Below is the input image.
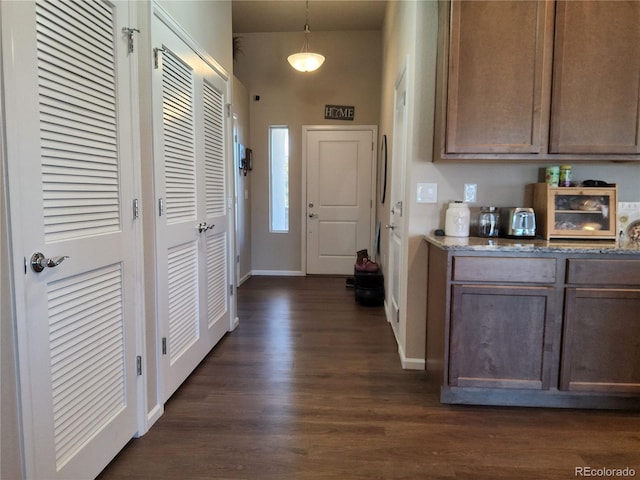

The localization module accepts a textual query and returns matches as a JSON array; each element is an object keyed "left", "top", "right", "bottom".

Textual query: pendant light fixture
[{"left": 287, "top": 0, "right": 325, "bottom": 72}]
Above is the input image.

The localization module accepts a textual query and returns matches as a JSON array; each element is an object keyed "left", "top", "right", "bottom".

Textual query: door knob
[
  {"left": 31, "top": 252, "right": 70, "bottom": 273},
  {"left": 385, "top": 224, "right": 395, "bottom": 230},
  {"left": 198, "top": 222, "right": 215, "bottom": 233},
  {"left": 308, "top": 213, "right": 318, "bottom": 218}
]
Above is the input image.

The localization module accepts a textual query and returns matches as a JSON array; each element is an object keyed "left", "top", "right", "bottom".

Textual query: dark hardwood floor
[{"left": 98, "top": 276, "right": 640, "bottom": 479}]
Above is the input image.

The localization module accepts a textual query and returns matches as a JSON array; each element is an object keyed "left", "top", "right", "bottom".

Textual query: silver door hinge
[
  {"left": 229, "top": 284, "right": 234, "bottom": 296},
  {"left": 153, "top": 47, "right": 166, "bottom": 69},
  {"left": 133, "top": 198, "right": 139, "bottom": 219},
  {"left": 136, "top": 356, "right": 143, "bottom": 376},
  {"left": 236, "top": 255, "right": 240, "bottom": 264},
  {"left": 123, "top": 27, "right": 140, "bottom": 54},
  {"left": 226, "top": 104, "right": 231, "bottom": 118},
  {"left": 158, "top": 198, "right": 164, "bottom": 217},
  {"left": 162, "top": 337, "right": 167, "bottom": 355}
]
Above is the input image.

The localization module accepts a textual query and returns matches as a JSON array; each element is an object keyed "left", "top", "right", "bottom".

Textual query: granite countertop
[{"left": 424, "top": 233, "right": 640, "bottom": 255}]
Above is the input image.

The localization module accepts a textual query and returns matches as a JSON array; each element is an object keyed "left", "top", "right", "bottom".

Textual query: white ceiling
[{"left": 231, "top": 0, "right": 388, "bottom": 33}]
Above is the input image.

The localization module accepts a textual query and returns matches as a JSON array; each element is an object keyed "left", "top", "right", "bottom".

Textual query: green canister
[{"left": 545, "top": 166, "right": 560, "bottom": 187}]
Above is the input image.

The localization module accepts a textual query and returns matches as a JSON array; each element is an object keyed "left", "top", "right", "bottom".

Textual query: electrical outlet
[
  {"left": 464, "top": 183, "right": 477, "bottom": 203},
  {"left": 417, "top": 183, "right": 437, "bottom": 203}
]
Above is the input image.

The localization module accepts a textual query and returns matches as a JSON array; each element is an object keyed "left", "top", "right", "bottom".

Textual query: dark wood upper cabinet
[
  {"left": 550, "top": 1, "right": 640, "bottom": 154},
  {"left": 445, "top": 1, "right": 553, "bottom": 155},
  {"left": 436, "top": 0, "right": 640, "bottom": 161}
]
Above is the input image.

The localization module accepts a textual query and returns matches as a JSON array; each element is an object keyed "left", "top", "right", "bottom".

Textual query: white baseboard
[
  {"left": 398, "top": 345, "right": 426, "bottom": 370},
  {"left": 143, "top": 403, "right": 163, "bottom": 436},
  {"left": 388, "top": 325, "right": 425, "bottom": 371},
  {"left": 383, "top": 299, "right": 391, "bottom": 323},
  {"left": 238, "top": 272, "right": 251, "bottom": 286},
  {"left": 251, "top": 270, "right": 305, "bottom": 276}
]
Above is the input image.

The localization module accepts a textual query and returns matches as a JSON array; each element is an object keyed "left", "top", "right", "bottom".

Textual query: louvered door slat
[
  {"left": 48, "top": 263, "right": 125, "bottom": 469},
  {"left": 36, "top": 0, "right": 120, "bottom": 243},
  {"left": 42, "top": 157, "right": 118, "bottom": 173},
  {"left": 60, "top": 0, "right": 112, "bottom": 39},
  {"left": 37, "top": 47, "right": 114, "bottom": 91},
  {"left": 204, "top": 81, "right": 226, "bottom": 217},
  {"left": 35, "top": 21, "right": 112, "bottom": 72},
  {"left": 39, "top": 1, "right": 112, "bottom": 55},
  {"left": 162, "top": 49, "right": 196, "bottom": 223},
  {"left": 163, "top": 62, "right": 193, "bottom": 91},
  {"left": 40, "top": 102, "right": 115, "bottom": 135},
  {"left": 207, "top": 233, "right": 227, "bottom": 327},
  {"left": 39, "top": 78, "right": 116, "bottom": 117},
  {"left": 40, "top": 129, "right": 117, "bottom": 155},
  {"left": 38, "top": 79, "right": 114, "bottom": 116},
  {"left": 167, "top": 242, "right": 199, "bottom": 362}
]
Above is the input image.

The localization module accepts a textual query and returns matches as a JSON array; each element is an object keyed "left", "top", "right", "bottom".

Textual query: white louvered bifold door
[
  {"left": 201, "top": 71, "right": 231, "bottom": 347},
  {"left": 2, "top": 1, "right": 140, "bottom": 478},
  {"left": 152, "top": 14, "right": 231, "bottom": 402}
]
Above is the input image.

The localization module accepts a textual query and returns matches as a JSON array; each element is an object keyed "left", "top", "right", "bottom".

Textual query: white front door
[
  {"left": 2, "top": 1, "right": 141, "bottom": 478},
  {"left": 305, "top": 127, "right": 376, "bottom": 275},
  {"left": 388, "top": 68, "right": 408, "bottom": 335},
  {"left": 152, "top": 14, "right": 231, "bottom": 402}
]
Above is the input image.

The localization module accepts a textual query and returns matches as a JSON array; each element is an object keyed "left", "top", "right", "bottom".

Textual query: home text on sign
[{"left": 325, "top": 105, "right": 355, "bottom": 121}]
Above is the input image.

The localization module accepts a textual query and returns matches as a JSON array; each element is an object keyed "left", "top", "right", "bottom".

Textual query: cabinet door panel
[
  {"left": 561, "top": 288, "right": 640, "bottom": 393},
  {"left": 449, "top": 285, "right": 554, "bottom": 389},
  {"left": 550, "top": 1, "right": 640, "bottom": 154},
  {"left": 446, "top": 1, "right": 553, "bottom": 154}
]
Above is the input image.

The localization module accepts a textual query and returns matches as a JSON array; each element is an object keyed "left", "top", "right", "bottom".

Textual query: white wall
[
  {"left": 234, "top": 30, "right": 382, "bottom": 273},
  {"left": 156, "top": 0, "right": 233, "bottom": 71}
]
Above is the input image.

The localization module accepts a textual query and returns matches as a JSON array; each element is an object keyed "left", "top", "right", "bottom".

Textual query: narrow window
[{"left": 269, "top": 126, "right": 289, "bottom": 233}]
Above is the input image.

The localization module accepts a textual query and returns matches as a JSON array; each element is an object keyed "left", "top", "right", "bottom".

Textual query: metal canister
[
  {"left": 477, "top": 206, "right": 499, "bottom": 237},
  {"left": 560, "top": 165, "right": 572, "bottom": 187}
]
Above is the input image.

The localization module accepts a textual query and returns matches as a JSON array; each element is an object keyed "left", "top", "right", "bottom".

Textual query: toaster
[{"left": 499, "top": 207, "right": 536, "bottom": 238}]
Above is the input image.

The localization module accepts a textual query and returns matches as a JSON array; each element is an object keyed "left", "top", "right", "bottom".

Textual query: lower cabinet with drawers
[{"left": 426, "top": 242, "right": 640, "bottom": 409}]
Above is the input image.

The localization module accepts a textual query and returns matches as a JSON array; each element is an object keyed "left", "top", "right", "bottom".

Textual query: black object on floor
[
  {"left": 345, "top": 277, "right": 355, "bottom": 288},
  {"left": 354, "top": 267, "right": 384, "bottom": 306}
]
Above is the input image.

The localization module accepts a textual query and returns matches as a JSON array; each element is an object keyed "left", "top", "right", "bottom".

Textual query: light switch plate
[
  {"left": 417, "top": 183, "right": 437, "bottom": 203},
  {"left": 464, "top": 183, "right": 477, "bottom": 203}
]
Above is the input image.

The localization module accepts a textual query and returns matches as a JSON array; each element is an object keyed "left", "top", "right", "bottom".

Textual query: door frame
[
  {"left": 301, "top": 125, "right": 378, "bottom": 275},
  {"left": 387, "top": 60, "right": 409, "bottom": 348}
]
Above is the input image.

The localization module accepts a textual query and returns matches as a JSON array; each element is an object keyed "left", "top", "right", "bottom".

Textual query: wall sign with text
[{"left": 324, "top": 105, "right": 355, "bottom": 121}]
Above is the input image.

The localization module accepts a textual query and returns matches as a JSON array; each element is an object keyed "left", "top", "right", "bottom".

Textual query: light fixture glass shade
[{"left": 287, "top": 52, "right": 325, "bottom": 72}]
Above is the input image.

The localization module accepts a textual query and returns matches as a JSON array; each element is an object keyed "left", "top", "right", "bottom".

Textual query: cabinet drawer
[
  {"left": 566, "top": 259, "right": 640, "bottom": 285},
  {"left": 452, "top": 256, "right": 556, "bottom": 283}
]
